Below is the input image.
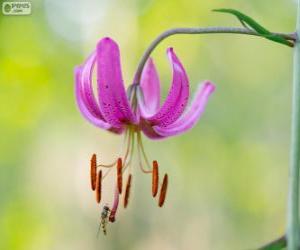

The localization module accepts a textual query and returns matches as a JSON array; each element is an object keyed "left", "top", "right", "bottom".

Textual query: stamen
[
  {"left": 99, "top": 130, "right": 131, "bottom": 173},
  {"left": 137, "top": 146, "right": 152, "bottom": 173},
  {"left": 117, "top": 158, "right": 123, "bottom": 194},
  {"left": 122, "top": 129, "right": 132, "bottom": 166},
  {"left": 137, "top": 132, "right": 152, "bottom": 174},
  {"left": 124, "top": 174, "right": 132, "bottom": 208},
  {"left": 152, "top": 161, "right": 159, "bottom": 197},
  {"left": 158, "top": 174, "right": 168, "bottom": 207},
  {"left": 109, "top": 187, "right": 119, "bottom": 223},
  {"left": 97, "top": 161, "right": 117, "bottom": 168},
  {"left": 99, "top": 130, "right": 132, "bottom": 182},
  {"left": 96, "top": 130, "right": 131, "bottom": 170},
  {"left": 123, "top": 130, "right": 135, "bottom": 172},
  {"left": 102, "top": 168, "right": 113, "bottom": 180},
  {"left": 90, "top": 154, "right": 97, "bottom": 191},
  {"left": 137, "top": 131, "right": 152, "bottom": 171},
  {"left": 96, "top": 170, "right": 102, "bottom": 203}
]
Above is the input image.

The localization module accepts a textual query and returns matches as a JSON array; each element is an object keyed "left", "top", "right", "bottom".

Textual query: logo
[{"left": 2, "top": 1, "right": 31, "bottom": 15}]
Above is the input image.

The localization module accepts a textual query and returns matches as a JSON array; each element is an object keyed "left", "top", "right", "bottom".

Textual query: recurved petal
[
  {"left": 75, "top": 66, "right": 123, "bottom": 133},
  {"left": 152, "top": 81, "right": 215, "bottom": 137},
  {"left": 96, "top": 37, "right": 137, "bottom": 127},
  {"left": 140, "top": 119, "right": 164, "bottom": 140},
  {"left": 145, "top": 48, "right": 189, "bottom": 127},
  {"left": 139, "top": 58, "right": 160, "bottom": 116},
  {"left": 80, "top": 51, "right": 104, "bottom": 118}
]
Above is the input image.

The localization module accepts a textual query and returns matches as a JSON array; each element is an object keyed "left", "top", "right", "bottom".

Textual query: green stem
[
  {"left": 132, "top": 27, "right": 295, "bottom": 85},
  {"left": 287, "top": 1, "right": 300, "bottom": 249}
]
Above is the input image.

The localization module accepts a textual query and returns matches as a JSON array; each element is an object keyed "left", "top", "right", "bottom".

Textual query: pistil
[{"left": 109, "top": 187, "right": 120, "bottom": 223}]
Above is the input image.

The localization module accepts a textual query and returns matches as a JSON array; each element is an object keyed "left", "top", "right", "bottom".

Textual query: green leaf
[
  {"left": 257, "top": 236, "right": 286, "bottom": 250},
  {"left": 213, "top": 8, "right": 293, "bottom": 47}
]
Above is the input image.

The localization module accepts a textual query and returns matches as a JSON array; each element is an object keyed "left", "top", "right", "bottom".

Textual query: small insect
[{"left": 98, "top": 205, "right": 111, "bottom": 236}]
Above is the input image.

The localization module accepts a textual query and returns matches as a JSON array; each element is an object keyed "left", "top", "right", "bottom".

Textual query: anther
[
  {"left": 90, "top": 154, "right": 97, "bottom": 191},
  {"left": 96, "top": 170, "right": 102, "bottom": 203},
  {"left": 117, "top": 158, "right": 123, "bottom": 194},
  {"left": 124, "top": 174, "right": 132, "bottom": 208},
  {"left": 152, "top": 160, "right": 159, "bottom": 197},
  {"left": 158, "top": 174, "right": 168, "bottom": 207}
]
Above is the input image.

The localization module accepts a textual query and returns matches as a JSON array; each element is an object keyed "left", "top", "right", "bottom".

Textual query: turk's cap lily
[
  {"left": 75, "top": 37, "right": 216, "bottom": 226},
  {"left": 75, "top": 37, "right": 215, "bottom": 139}
]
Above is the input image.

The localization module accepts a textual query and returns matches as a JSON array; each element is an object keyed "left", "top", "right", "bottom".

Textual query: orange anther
[{"left": 158, "top": 174, "right": 168, "bottom": 207}]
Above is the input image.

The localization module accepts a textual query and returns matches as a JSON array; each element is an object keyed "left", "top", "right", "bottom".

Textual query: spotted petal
[
  {"left": 139, "top": 58, "right": 160, "bottom": 117},
  {"left": 144, "top": 48, "right": 189, "bottom": 127},
  {"left": 152, "top": 81, "right": 215, "bottom": 137},
  {"left": 97, "top": 37, "right": 137, "bottom": 128},
  {"left": 75, "top": 66, "right": 117, "bottom": 131}
]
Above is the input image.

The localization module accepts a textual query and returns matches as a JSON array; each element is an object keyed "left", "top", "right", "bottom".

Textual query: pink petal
[
  {"left": 145, "top": 48, "right": 189, "bottom": 127},
  {"left": 96, "top": 37, "right": 137, "bottom": 127},
  {"left": 152, "top": 81, "right": 215, "bottom": 137},
  {"left": 80, "top": 52, "right": 104, "bottom": 118},
  {"left": 75, "top": 66, "right": 123, "bottom": 133},
  {"left": 139, "top": 58, "right": 160, "bottom": 116},
  {"left": 139, "top": 119, "right": 164, "bottom": 140}
]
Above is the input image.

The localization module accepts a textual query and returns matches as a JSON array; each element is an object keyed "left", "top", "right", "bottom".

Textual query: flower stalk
[
  {"left": 133, "top": 27, "right": 295, "bottom": 84},
  {"left": 287, "top": 1, "right": 300, "bottom": 249}
]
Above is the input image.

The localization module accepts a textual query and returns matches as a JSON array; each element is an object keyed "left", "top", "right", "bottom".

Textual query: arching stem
[{"left": 132, "top": 27, "right": 295, "bottom": 84}]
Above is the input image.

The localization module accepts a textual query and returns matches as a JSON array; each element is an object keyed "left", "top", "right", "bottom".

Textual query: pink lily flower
[
  {"left": 75, "top": 37, "right": 215, "bottom": 138},
  {"left": 74, "top": 37, "right": 215, "bottom": 227}
]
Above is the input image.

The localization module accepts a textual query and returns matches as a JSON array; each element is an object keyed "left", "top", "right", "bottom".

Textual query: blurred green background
[{"left": 0, "top": 0, "right": 296, "bottom": 249}]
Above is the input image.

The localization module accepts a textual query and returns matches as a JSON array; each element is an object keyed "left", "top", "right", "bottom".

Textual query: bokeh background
[{"left": 0, "top": 0, "right": 296, "bottom": 249}]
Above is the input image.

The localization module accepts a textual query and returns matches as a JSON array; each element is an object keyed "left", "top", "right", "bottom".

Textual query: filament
[
  {"left": 137, "top": 132, "right": 152, "bottom": 173},
  {"left": 137, "top": 137, "right": 152, "bottom": 174},
  {"left": 96, "top": 129, "right": 130, "bottom": 169},
  {"left": 102, "top": 167, "right": 113, "bottom": 180},
  {"left": 100, "top": 130, "right": 132, "bottom": 181},
  {"left": 123, "top": 130, "right": 132, "bottom": 165},
  {"left": 123, "top": 130, "right": 135, "bottom": 172},
  {"left": 137, "top": 131, "right": 151, "bottom": 169},
  {"left": 97, "top": 161, "right": 117, "bottom": 168}
]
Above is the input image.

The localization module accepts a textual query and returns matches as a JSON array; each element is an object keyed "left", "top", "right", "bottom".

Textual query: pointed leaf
[{"left": 213, "top": 8, "right": 293, "bottom": 47}]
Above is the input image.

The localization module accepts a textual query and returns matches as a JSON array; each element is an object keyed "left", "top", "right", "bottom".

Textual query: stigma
[{"left": 89, "top": 126, "right": 169, "bottom": 235}]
